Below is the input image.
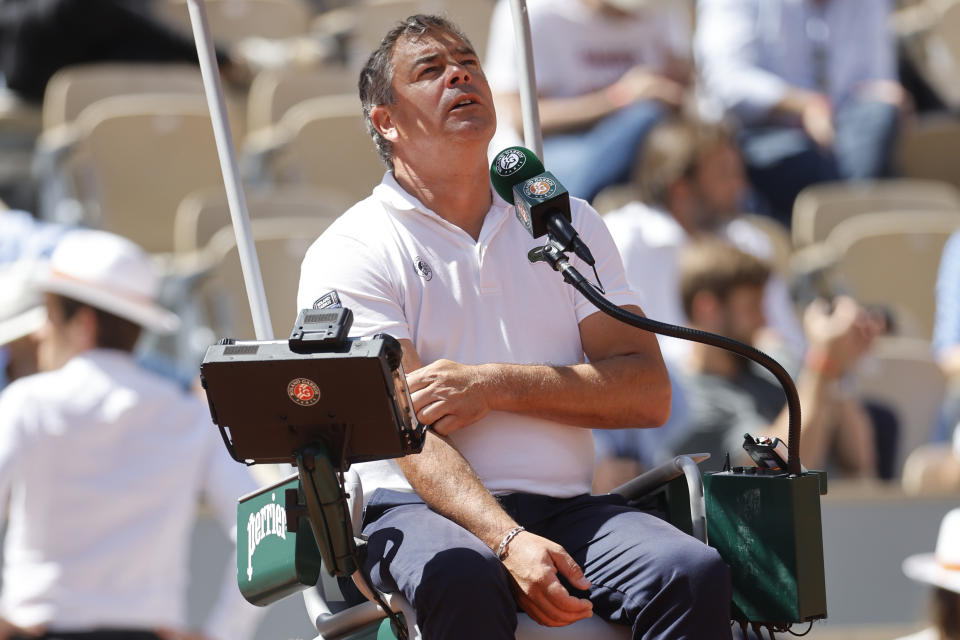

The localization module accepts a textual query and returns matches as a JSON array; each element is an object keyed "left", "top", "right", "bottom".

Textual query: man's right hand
[
  {"left": 500, "top": 531, "right": 594, "bottom": 627},
  {"left": 803, "top": 296, "right": 883, "bottom": 376},
  {"left": 612, "top": 66, "right": 686, "bottom": 108}
]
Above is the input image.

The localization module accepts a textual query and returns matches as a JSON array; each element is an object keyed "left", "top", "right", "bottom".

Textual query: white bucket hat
[
  {"left": 903, "top": 508, "right": 960, "bottom": 594},
  {"left": 0, "top": 262, "right": 47, "bottom": 347},
  {"left": 34, "top": 229, "right": 180, "bottom": 335}
]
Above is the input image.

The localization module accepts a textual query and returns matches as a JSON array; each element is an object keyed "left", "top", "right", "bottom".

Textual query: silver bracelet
[{"left": 496, "top": 526, "right": 526, "bottom": 560}]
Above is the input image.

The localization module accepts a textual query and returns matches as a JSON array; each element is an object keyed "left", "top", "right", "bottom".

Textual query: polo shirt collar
[{"left": 373, "top": 171, "right": 513, "bottom": 244}]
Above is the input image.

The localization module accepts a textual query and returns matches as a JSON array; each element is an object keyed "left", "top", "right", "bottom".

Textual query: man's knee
[
  {"left": 414, "top": 547, "right": 516, "bottom": 637},
  {"left": 663, "top": 538, "right": 731, "bottom": 606}
]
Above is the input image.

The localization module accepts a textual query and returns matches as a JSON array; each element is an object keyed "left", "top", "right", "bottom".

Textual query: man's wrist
[{"left": 804, "top": 347, "right": 842, "bottom": 379}]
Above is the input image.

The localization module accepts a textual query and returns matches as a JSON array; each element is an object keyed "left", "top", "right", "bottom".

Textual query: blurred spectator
[
  {"left": 0, "top": 264, "right": 45, "bottom": 390},
  {"left": 673, "top": 241, "right": 885, "bottom": 476},
  {"left": 695, "top": 0, "right": 907, "bottom": 224},
  {"left": 485, "top": 0, "right": 691, "bottom": 201},
  {"left": 603, "top": 118, "right": 805, "bottom": 366},
  {"left": 0, "top": 0, "right": 245, "bottom": 104},
  {"left": 934, "top": 229, "right": 960, "bottom": 442},
  {"left": 0, "top": 229, "right": 262, "bottom": 639},
  {"left": 899, "top": 508, "right": 960, "bottom": 640}
]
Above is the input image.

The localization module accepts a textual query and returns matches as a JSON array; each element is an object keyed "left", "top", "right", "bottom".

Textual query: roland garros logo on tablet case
[{"left": 287, "top": 378, "right": 320, "bottom": 406}]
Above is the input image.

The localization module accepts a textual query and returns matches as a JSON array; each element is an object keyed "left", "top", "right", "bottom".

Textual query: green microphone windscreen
[{"left": 490, "top": 146, "right": 546, "bottom": 204}]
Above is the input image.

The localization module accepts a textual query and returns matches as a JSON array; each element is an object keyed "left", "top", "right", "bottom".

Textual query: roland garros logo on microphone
[
  {"left": 495, "top": 148, "right": 526, "bottom": 177},
  {"left": 287, "top": 378, "right": 320, "bottom": 406},
  {"left": 524, "top": 176, "right": 557, "bottom": 200}
]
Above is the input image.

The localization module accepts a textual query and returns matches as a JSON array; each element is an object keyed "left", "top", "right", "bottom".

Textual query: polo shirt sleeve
[
  {"left": 297, "top": 227, "right": 411, "bottom": 342},
  {"left": 569, "top": 200, "right": 642, "bottom": 324}
]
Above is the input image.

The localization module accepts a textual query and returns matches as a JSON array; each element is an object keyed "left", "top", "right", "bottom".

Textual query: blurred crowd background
[{"left": 2, "top": 0, "right": 960, "bottom": 638}]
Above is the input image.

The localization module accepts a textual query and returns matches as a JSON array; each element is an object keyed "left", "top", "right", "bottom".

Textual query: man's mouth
[{"left": 450, "top": 97, "right": 480, "bottom": 111}]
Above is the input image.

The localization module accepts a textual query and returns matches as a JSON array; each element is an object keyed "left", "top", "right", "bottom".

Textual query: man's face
[
  {"left": 719, "top": 285, "right": 767, "bottom": 346},
  {"left": 377, "top": 29, "right": 496, "bottom": 160},
  {"left": 690, "top": 143, "right": 747, "bottom": 229}
]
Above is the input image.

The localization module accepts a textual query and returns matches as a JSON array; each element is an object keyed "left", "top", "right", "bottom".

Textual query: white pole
[
  {"left": 507, "top": 0, "right": 543, "bottom": 159},
  {"left": 185, "top": 0, "right": 274, "bottom": 340}
]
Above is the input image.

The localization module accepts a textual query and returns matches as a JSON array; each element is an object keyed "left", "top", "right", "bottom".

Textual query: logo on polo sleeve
[
  {"left": 413, "top": 255, "right": 433, "bottom": 281},
  {"left": 287, "top": 378, "right": 320, "bottom": 406},
  {"left": 312, "top": 290, "right": 341, "bottom": 309}
]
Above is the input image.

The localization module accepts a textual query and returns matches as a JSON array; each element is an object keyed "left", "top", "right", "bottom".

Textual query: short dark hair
[
  {"left": 56, "top": 295, "right": 142, "bottom": 353},
  {"left": 679, "top": 240, "right": 771, "bottom": 320},
  {"left": 636, "top": 118, "right": 734, "bottom": 206},
  {"left": 358, "top": 14, "right": 474, "bottom": 170}
]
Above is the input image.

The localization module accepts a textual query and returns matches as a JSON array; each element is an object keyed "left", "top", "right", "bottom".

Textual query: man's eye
[
  {"left": 420, "top": 66, "right": 440, "bottom": 77},
  {"left": 461, "top": 59, "right": 478, "bottom": 67}
]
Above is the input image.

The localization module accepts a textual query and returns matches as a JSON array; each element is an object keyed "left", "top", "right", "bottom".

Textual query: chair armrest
[{"left": 611, "top": 454, "right": 710, "bottom": 543}]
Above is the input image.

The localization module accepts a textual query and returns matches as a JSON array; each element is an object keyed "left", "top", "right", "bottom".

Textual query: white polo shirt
[{"left": 297, "top": 173, "right": 640, "bottom": 499}]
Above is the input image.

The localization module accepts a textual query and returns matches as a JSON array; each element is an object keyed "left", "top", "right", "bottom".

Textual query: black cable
[
  {"left": 787, "top": 621, "right": 814, "bottom": 636},
  {"left": 539, "top": 243, "right": 804, "bottom": 475}
]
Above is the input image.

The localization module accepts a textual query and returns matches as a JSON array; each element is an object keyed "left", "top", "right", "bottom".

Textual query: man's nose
[{"left": 447, "top": 63, "right": 471, "bottom": 87}]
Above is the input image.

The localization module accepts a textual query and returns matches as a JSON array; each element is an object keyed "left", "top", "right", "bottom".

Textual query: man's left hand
[{"left": 407, "top": 359, "right": 497, "bottom": 435}]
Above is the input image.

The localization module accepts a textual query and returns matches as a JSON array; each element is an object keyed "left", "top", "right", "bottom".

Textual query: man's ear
[{"left": 370, "top": 104, "right": 398, "bottom": 142}]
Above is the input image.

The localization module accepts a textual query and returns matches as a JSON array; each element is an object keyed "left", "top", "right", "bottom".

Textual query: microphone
[{"left": 490, "top": 146, "right": 595, "bottom": 266}]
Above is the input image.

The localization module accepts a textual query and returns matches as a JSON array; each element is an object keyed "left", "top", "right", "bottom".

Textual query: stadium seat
[
  {"left": 246, "top": 66, "right": 357, "bottom": 135},
  {"left": 243, "top": 94, "right": 384, "bottom": 202},
  {"left": 792, "top": 179, "right": 960, "bottom": 247},
  {"left": 899, "top": 115, "right": 960, "bottom": 189},
  {"left": 824, "top": 210, "right": 960, "bottom": 340},
  {"left": 856, "top": 337, "right": 947, "bottom": 478},
  {"left": 174, "top": 184, "right": 351, "bottom": 254},
  {"left": 196, "top": 216, "right": 338, "bottom": 342},
  {"left": 157, "top": 0, "right": 312, "bottom": 44},
  {"left": 64, "top": 94, "right": 242, "bottom": 254},
  {"left": 41, "top": 63, "right": 205, "bottom": 132}
]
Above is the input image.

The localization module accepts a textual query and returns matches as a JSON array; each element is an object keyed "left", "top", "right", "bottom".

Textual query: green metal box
[
  {"left": 703, "top": 471, "right": 828, "bottom": 625},
  {"left": 236, "top": 473, "right": 324, "bottom": 606}
]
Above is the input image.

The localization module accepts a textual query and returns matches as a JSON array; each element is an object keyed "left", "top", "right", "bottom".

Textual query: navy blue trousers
[
  {"left": 739, "top": 99, "right": 900, "bottom": 226},
  {"left": 359, "top": 489, "right": 732, "bottom": 640}
]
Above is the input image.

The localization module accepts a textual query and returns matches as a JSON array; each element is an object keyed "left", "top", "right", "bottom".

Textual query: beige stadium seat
[
  {"left": 198, "top": 217, "right": 336, "bottom": 341},
  {"left": 792, "top": 179, "right": 960, "bottom": 247},
  {"left": 67, "top": 94, "right": 243, "bottom": 254},
  {"left": 855, "top": 337, "right": 947, "bottom": 478},
  {"left": 173, "top": 184, "right": 351, "bottom": 254},
  {"left": 41, "top": 63, "right": 205, "bottom": 132},
  {"left": 244, "top": 94, "right": 384, "bottom": 202},
  {"left": 157, "top": 0, "right": 311, "bottom": 44},
  {"left": 246, "top": 66, "right": 357, "bottom": 134},
  {"left": 899, "top": 115, "right": 960, "bottom": 189},
  {"left": 824, "top": 210, "right": 960, "bottom": 340}
]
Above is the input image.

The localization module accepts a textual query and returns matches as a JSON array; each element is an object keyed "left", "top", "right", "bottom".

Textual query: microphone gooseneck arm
[{"left": 532, "top": 242, "right": 803, "bottom": 476}]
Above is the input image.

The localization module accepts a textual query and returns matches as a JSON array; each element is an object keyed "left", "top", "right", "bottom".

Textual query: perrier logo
[{"left": 247, "top": 492, "right": 288, "bottom": 581}]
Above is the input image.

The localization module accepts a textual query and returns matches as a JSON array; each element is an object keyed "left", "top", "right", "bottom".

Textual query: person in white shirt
[
  {"left": 0, "top": 230, "right": 262, "bottom": 640},
  {"left": 898, "top": 508, "right": 960, "bottom": 640},
  {"left": 695, "top": 0, "right": 907, "bottom": 223},
  {"left": 484, "top": 0, "right": 691, "bottom": 201},
  {"left": 604, "top": 118, "right": 804, "bottom": 366},
  {"left": 297, "top": 14, "right": 731, "bottom": 640}
]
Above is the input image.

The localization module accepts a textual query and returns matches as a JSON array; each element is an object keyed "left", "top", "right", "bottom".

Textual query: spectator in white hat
[
  {"left": 0, "top": 229, "right": 262, "bottom": 640},
  {"left": 898, "top": 508, "right": 960, "bottom": 640}
]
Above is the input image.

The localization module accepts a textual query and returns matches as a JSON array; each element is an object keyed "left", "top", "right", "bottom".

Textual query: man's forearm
[
  {"left": 396, "top": 431, "right": 517, "bottom": 550},
  {"left": 486, "top": 354, "right": 670, "bottom": 429},
  {"left": 499, "top": 92, "right": 623, "bottom": 135}
]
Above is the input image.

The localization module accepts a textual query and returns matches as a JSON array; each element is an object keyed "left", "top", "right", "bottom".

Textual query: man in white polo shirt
[
  {"left": 297, "top": 15, "right": 731, "bottom": 640},
  {"left": 0, "top": 230, "right": 262, "bottom": 640}
]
